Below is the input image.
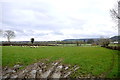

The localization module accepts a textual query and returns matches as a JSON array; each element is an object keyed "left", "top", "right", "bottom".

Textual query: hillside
[
  {"left": 110, "top": 36, "right": 120, "bottom": 41},
  {"left": 63, "top": 36, "right": 120, "bottom": 42}
]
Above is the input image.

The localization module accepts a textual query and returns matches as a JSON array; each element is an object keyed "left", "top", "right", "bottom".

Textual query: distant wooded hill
[
  {"left": 110, "top": 36, "right": 120, "bottom": 41},
  {"left": 63, "top": 36, "right": 120, "bottom": 42},
  {"left": 62, "top": 38, "right": 99, "bottom": 42}
]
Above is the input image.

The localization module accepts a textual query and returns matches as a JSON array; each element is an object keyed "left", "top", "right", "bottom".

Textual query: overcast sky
[{"left": 0, "top": 0, "right": 118, "bottom": 41}]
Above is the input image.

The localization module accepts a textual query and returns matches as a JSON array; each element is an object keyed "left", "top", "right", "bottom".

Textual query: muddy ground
[{"left": 1, "top": 59, "right": 104, "bottom": 79}]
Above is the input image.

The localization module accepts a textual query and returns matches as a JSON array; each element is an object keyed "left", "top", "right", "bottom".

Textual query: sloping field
[{"left": 2, "top": 46, "right": 119, "bottom": 78}]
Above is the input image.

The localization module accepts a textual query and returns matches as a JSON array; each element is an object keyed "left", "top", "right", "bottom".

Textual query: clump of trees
[
  {"left": 87, "top": 39, "right": 94, "bottom": 44},
  {"left": 98, "top": 37, "right": 110, "bottom": 47},
  {"left": 75, "top": 41, "right": 85, "bottom": 46},
  {"left": 31, "top": 38, "right": 34, "bottom": 44}
]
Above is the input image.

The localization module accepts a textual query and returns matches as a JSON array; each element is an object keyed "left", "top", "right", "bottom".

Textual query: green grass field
[
  {"left": 109, "top": 43, "right": 120, "bottom": 46},
  {"left": 2, "top": 46, "right": 119, "bottom": 78}
]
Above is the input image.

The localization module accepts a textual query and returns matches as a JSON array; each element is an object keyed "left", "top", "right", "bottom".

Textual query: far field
[{"left": 2, "top": 46, "right": 119, "bottom": 78}]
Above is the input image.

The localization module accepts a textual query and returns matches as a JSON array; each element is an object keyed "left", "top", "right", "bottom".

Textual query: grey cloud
[
  {"left": 2, "top": 2, "right": 54, "bottom": 29},
  {"left": 15, "top": 30, "right": 49, "bottom": 37},
  {"left": 68, "top": 17, "right": 86, "bottom": 29},
  {"left": 51, "top": 31, "right": 63, "bottom": 35},
  {"left": 2, "top": 2, "right": 86, "bottom": 33},
  {"left": 39, "top": 33, "right": 48, "bottom": 36}
]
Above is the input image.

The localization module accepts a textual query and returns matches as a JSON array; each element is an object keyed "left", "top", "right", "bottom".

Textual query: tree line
[{"left": 1, "top": 29, "right": 111, "bottom": 47}]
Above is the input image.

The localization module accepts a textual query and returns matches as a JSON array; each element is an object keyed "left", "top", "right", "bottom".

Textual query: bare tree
[
  {"left": 110, "top": 0, "right": 120, "bottom": 35},
  {"left": 75, "top": 41, "right": 78, "bottom": 46},
  {"left": 75, "top": 41, "right": 83, "bottom": 46},
  {"left": 4, "top": 30, "right": 15, "bottom": 42},
  {"left": 110, "top": 0, "right": 120, "bottom": 21}
]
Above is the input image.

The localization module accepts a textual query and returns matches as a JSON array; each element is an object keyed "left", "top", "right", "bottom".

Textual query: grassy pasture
[
  {"left": 2, "top": 46, "right": 119, "bottom": 78},
  {"left": 58, "top": 44, "right": 92, "bottom": 46},
  {"left": 108, "top": 43, "right": 120, "bottom": 46}
]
